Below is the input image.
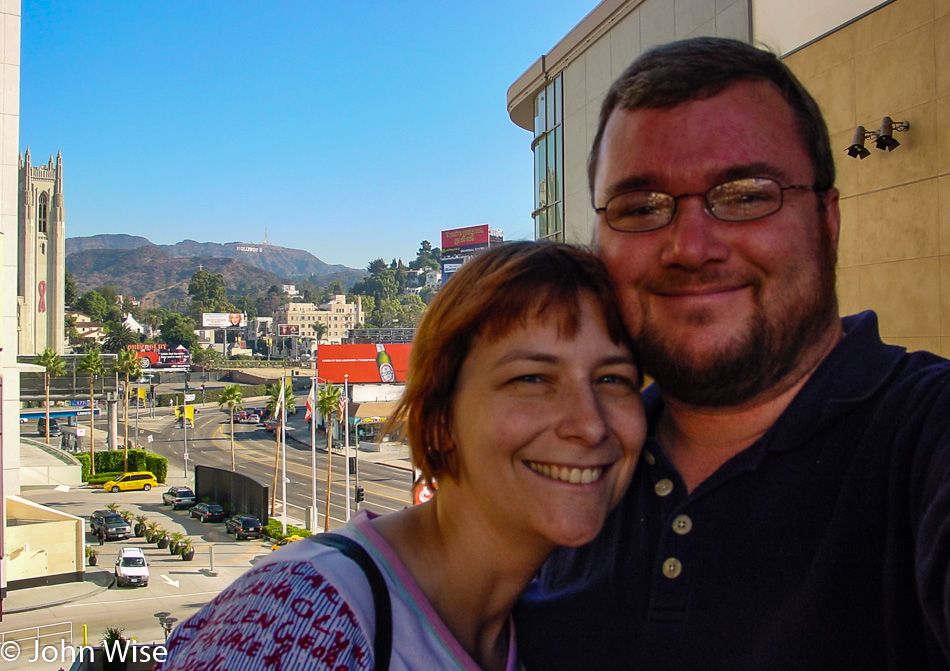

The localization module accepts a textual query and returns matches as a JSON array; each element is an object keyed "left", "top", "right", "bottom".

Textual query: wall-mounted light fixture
[{"left": 846, "top": 117, "right": 910, "bottom": 159}]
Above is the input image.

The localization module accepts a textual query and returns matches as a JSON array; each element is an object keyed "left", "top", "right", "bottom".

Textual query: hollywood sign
[{"left": 236, "top": 246, "right": 263, "bottom": 253}]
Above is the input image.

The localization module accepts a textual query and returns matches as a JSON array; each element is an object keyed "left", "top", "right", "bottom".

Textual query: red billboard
[
  {"left": 441, "top": 225, "right": 490, "bottom": 256},
  {"left": 317, "top": 344, "right": 412, "bottom": 383}
]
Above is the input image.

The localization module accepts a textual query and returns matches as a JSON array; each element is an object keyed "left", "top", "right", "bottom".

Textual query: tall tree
[
  {"left": 266, "top": 382, "right": 296, "bottom": 515},
  {"left": 103, "top": 322, "right": 139, "bottom": 353},
  {"left": 315, "top": 384, "right": 343, "bottom": 532},
  {"left": 217, "top": 384, "right": 244, "bottom": 471},
  {"left": 366, "top": 258, "right": 387, "bottom": 276},
  {"left": 113, "top": 349, "right": 142, "bottom": 471},
  {"left": 64, "top": 269, "right": 77, "bottom": 306},
  {"left": 77, "top": 347, "right": 107, "bottom": 475},
  {"left": 160, "top": 313, "right": 199, "bottom": 350},
  {"left": 188, "top": 269, "right": 235, "bottom": 318},
  {"left": 77, "top": 290, "right": 108, "bottom": 320},
  {"left": 96, "top": 284, "right": 120, "bottom": 308},
  {"left": 35, "top": 348, "right": 65, "bottom": 445}
]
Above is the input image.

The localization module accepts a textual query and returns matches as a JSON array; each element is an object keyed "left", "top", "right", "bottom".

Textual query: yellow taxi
[
  {"left": 270, "top": 535, "right": 304, "bottom": 551},
  {"left": 103, "top": 471, "right": 159, "bottom": 493}
]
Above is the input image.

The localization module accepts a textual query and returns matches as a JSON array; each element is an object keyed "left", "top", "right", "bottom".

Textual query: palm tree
[
  {"left": 113, "top": 349, "right": 142, "bottom": 472},
  {"left": 77, "top": 347, "right": 107, "bottom": 476},
  {"left": 266, "top": 381, "right": 296, "bottom": 515},
  {"left": 35, "top": 348, "right": 65, "bottom": 445},
  {"left": 103, "top": 322, "right": 139, "bottom": 354},
  {"left": 216, "top": 384, "right": 244, "bottom": 471},
  {"left": 316, "top": 383, "right": 342, "bottom": 531}
]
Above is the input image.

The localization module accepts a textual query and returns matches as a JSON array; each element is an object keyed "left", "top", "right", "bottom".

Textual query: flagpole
[
  {"left": 309, "top": 361, "right": 318, "bottom": 532},
  {"left": 279, "top": 378, "right": 287, "bottom": 536},
  {"left": 343, "top": 374, "right": 350, "bottom": 521}
]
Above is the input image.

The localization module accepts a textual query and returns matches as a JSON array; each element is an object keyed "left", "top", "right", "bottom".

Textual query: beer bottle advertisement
[{"left": 376, "top": 344, "right": 395, "bottom": 382}]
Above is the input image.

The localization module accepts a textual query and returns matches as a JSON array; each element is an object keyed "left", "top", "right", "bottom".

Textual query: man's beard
[{"left": 631, "top": 231, "right": 839, "bottom": 408}]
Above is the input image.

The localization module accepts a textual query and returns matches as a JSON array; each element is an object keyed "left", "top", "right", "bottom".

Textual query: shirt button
[
  {"left": 654, "top": 479, "right": 674, "bottom": 497},
  {"left": 672, "top": 514, "right": 692, "bottom": 535},
  {"left": 662, "top": 558, "right": 682, "bottom": 579},
  {"left": 644, "top": 450, "right": 656, "bottom": 466}
]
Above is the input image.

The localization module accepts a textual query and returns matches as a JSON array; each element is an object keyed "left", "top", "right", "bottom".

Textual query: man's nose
[{"left": 658, "top": 196, "right": 729, "bottom": 270}]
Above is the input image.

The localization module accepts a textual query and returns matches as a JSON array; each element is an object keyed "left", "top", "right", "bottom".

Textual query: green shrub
[
  {"left": 263, "top": 519, "right": 312, "bottom": 540},
  {"left": 75, "top": 452, "right": 91, "bottom": 482},
  {"left": 77, "top": 451, "right": 167, "bottom": 484},
  {"left": 146, "top": 453, "right": 168, "bottom": 483}
]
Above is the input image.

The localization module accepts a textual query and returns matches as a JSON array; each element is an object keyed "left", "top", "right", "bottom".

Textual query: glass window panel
[
  {"left": 554, "top": 76, "right": 562, "bottom": 126},
  {"left": 535, "top": 208, "right": 548, "bottom": 239},
  {"left": 536, "top": 141, "right": 547, "bottom": 208},
  {"left": 551, "top": 203, "right": 563, "bottom": 238},
  {"left": 535, "top": 89, "right": 547, "bottom": 137},
  {"left": 547, "top": 133, "right": 558, "bottom": 204},
  {"left": 553, "top": 127, "right": 562, "bottom": 203},
  {"left": 545, "top": 81, "right": 555, "bottom": 134}
]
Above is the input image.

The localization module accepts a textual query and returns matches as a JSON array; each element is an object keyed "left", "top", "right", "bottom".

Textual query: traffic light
[{"left": 355, "top": 487, "right": 365, "bottom": 503}]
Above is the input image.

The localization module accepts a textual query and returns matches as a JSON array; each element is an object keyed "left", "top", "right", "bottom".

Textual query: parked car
[
  {"left": 114, "top": 547, "right": 149, "bottom": 587},
  {"left": 37, "top": 417, "right": 62, "bottom": 437},
  {"left": 271, "top": 535, "right": 304, "bottom": 551},
  {"left": 162, "top": 486, "right": 197, "bottom": 509},
  {"left": 189, "top": 502, "right": 226, "bottom": 523},
  {"left": 90, "top": 510, "right": 132, "bottom": 540},
  {"left": 225, "top": 514, "right": 263, "bottom": 540},
  {"left": 103, "top": 471, "right": 159, "bottom": 493}
]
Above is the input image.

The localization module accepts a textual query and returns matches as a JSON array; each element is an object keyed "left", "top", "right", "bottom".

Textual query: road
[{"left": 150, "top": 397, "right": 415, "bottom": 526}]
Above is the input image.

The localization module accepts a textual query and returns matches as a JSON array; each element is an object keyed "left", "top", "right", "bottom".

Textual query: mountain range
[{"left": 66, "top": 234, "right": 367, "bottom": 307}]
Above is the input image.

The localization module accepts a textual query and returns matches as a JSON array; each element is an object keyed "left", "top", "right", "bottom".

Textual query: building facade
[
  {"left": 17, "top": 148, "right": 65, "bottom": 355},
  {"left": 272, "top": 295, "right": 364, "bottom": 347},
  {"left": 508, "top": 0, "right": 950, "bottom": 357}
]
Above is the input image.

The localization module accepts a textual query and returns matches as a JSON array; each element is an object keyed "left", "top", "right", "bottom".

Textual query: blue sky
[{"left": 20, "top": 1, "right": 592, "bottom": 271}]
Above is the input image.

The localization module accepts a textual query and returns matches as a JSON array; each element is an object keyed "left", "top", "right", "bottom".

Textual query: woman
[{"left": 158, "top": 241, "right": 646, "bottom": 670}]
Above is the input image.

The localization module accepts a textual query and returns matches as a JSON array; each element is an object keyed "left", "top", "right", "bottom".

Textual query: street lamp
[{"left": 154, "top": 612, "right": 177, "bottom": 643}]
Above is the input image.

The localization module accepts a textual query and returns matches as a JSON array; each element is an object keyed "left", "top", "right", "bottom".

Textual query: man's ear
[{"left": 821, "top": 187, "right": 841, "bottom": 250}]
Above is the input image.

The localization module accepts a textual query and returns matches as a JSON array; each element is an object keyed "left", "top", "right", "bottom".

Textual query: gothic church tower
[{"left": 17, "top": 148, "right": 66, "bottom": 354}]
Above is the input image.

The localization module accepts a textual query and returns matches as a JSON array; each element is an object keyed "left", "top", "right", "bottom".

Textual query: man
[{"left": 516, "top": 37, "right": 950, "bottom": 670}]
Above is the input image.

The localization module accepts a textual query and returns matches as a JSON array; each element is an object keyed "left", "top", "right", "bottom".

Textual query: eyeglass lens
[{"left": 604, "top": 177, "right": 785, "bottom": 232}]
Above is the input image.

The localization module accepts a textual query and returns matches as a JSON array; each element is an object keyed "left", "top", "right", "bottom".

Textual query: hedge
[
  {"left": 156, "top": 383, "right": 270, "bottom": 409},
  {"left": 75, "top": 449, "right": 168, "bottom": 484},
  {"left": 263, "top": 519, "right": 312, "bottom": 540}
]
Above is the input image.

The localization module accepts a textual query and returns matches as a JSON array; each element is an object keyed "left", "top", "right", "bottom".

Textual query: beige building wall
[
  {"left": 0, "top": 0, "right": 21, "bottom": 599},
  {"left": 781, "top": 0, "right": 950, "bottom": 357},
  {"left": 4, "top": 496, "right": 84, "bottom": 587}
]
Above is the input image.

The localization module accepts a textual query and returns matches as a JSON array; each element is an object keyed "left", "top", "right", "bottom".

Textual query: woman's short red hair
[{"left": 386, "top": 241, "right": 635, "bottom": 487}]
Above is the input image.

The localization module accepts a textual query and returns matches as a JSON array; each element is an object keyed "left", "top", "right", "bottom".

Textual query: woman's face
[{"left": 448, "top": 293, "right": 646, "bottom": 549}]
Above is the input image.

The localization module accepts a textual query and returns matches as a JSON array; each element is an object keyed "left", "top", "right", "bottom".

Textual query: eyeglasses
[{"left": 595, "top": 177, "right": 816, "bottom": 233}]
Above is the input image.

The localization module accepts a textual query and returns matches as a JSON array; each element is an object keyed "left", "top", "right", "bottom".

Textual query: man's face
[{"left": 593, "top": 80, "right": 841, "bottom": 407}]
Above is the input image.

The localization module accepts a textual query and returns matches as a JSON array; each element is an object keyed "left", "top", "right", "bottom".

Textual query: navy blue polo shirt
[{"left": 516, "top": 311, "right": 950, "bottom": 670}]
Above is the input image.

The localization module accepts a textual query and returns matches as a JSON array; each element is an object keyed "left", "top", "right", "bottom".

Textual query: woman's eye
[
  {"left": 597, "top": 374, "right": 637, "bottom": 390},
  {"left": 510, "top": 374, "right": 544, "bottom": 384}
]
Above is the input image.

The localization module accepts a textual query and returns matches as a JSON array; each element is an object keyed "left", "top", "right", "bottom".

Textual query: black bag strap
[{"left": 309, "top": 532, "right": 392, "bottom": 670}]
